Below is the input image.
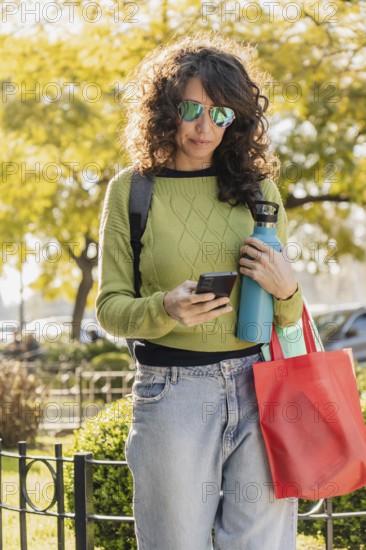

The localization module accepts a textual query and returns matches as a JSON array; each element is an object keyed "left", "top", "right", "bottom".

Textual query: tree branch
[
  {"left": 63, "top": 236, "right": 99, "bottom": 270},
  {"left": 285, "top": 193, "right": 350, "bottom": 209}
]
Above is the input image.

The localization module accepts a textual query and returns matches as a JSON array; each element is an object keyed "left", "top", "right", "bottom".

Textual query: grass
[{"left": 1, "top": 510, "right": 75, "bottom": 549}]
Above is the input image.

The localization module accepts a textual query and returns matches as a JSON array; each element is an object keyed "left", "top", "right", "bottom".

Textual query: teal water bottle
[{"left": 236, "top": 200, "right": 281, "bottom": 343}]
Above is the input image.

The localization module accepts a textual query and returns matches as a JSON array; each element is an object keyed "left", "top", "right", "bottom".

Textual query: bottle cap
[{"left": 251, "top": 201, "right": 279, "bottom": 223}]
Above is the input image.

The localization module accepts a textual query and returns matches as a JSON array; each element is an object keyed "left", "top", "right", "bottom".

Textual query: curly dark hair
[{"left": 120, "top": 32, "right": 279, "bottom": 207}]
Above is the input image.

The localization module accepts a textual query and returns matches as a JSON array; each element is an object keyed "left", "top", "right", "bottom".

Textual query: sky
[{"left": 0, "top": 262, "right": 39, "bottom": 307}]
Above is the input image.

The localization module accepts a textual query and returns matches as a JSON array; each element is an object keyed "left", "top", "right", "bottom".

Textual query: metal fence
[
  {"left": 0, "top": 439, "right": 134, "bottom": 550},
  {"left": 0, "top": 440, "right": 365, "bottom": 549},
  {"left": 13, "top": 359, "right": 135, "bottom": 431}
]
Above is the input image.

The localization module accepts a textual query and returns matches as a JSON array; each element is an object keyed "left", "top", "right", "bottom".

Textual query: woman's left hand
[{"left": 239, "top": 237, "right": 298, "bottom": 300}]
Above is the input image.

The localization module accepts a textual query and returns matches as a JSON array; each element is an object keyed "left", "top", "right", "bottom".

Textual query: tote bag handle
[{"left": 270, "top": 304, "right": 319, "bottom": 360}]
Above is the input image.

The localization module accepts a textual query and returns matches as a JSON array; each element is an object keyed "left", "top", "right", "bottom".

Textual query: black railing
[
  {"left": 0, "top": 440, "right": 365, "bottom": 549},
  {"left": 0, "top": 440, "right": 135, "bottom": 550},
  {"left": 0, "top": 441, "right": 73, "bottom": 550}
]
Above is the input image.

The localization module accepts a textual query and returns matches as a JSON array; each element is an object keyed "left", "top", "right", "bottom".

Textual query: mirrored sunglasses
[{"left": 178, "top": 100, "right": 236, "bottom": 128}]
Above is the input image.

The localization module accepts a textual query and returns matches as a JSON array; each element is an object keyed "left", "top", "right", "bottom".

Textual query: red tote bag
[{"left": 253, "top": 304, "right": 366, "bottom": 500}]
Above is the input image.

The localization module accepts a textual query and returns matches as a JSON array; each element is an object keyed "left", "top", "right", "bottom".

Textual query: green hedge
[
  {"left": 42, "top": 339, "right": 124, "bottom": 364},
  {"left": 64, "top": 398, "right": 136, "bottom": 550},
  {"left": 90, "top": 352, "right": 133, "bottom": 371},
  {"left": 299, "top": 489, "right": 366, "bottom": 550}
]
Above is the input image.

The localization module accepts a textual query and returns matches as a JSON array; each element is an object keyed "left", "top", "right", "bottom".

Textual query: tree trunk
[
  {"left": 66, "top": 236, "right": 99, "bottom": 341},
  {"left": 71, "top": 264, "right": 94, "bottom": 341}
]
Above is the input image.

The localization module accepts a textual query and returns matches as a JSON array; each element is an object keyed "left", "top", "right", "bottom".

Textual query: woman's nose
[{"left": 195, "top": 110, "right": 211, "bottom": 132}]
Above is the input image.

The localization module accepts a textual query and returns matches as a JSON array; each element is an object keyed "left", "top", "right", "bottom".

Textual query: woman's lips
[{"left": 190, "top": 139, "right": 211, "bottom": 145}]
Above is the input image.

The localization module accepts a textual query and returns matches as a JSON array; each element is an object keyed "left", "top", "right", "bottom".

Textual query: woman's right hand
[{"left": 163, "top": 280, "right": 232, "bottom": 327}]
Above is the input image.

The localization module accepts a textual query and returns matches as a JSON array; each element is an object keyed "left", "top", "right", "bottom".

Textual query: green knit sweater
[{"left": 96, "top": 167, "right": 303, "bottom": 352}]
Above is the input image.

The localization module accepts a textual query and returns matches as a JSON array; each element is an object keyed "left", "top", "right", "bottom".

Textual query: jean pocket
[{"left": 132, "top": 371, "right": 170, "bottom": 403}]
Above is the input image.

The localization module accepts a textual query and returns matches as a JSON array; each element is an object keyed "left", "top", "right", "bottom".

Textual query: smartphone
[{"left": 196, "top": 271, "right": 238, "bottom": 298}]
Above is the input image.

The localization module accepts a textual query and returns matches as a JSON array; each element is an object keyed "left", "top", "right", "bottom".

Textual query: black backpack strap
[
  {"left": 129, "top": 171, "right": 155, "bottom": 298},
  {"left": 126, "top": 171, "right": 154, "bottom": 361}
]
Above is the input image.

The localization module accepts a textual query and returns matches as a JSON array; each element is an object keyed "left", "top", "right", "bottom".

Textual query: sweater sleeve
[
  {"left": 95, "top": 169, "right": 177, "bottom": 340},
  {"left": 261, "top": 179, "right": 303, "bottom": 327}
]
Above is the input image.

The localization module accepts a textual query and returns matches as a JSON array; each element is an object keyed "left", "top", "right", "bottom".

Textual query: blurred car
[
  {"left": 23, "top": 316, "right": 125, "bottom": 346},
  {"left": 314, "top": 306, "right": 366, "bottom": 363}
]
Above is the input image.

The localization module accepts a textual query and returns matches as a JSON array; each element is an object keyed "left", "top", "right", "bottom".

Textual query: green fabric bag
[{"left": 261, "top": 299, "right": 323, "bottom": 361}]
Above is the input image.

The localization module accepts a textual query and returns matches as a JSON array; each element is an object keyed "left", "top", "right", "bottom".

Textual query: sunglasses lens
[
  {"left": 178, "top": 101, "right": 235, "bottom": 127},
  {"left": 210, "top": 107, "right": 235, "bottom": 128},
  {"left": 178, "top": 101, "right": 203, "bottom": 121}
]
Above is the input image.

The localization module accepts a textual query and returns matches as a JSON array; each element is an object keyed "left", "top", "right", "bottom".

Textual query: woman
[{"left": 96, "top": 33, "right": 303, "bottom": 550}]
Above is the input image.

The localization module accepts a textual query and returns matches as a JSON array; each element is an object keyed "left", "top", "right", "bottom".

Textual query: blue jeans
[{"left": 125, "top": 354, "right": 298, "bottom": 550}]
